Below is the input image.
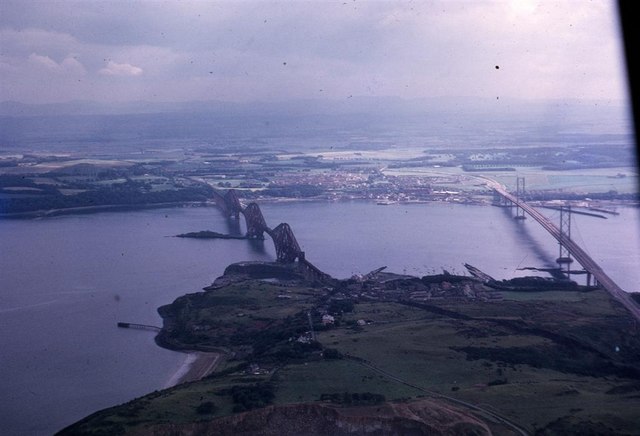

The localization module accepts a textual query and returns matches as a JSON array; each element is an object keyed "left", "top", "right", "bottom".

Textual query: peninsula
[{"left": 59, "top": 260, "right": 640, "bottom": 435}]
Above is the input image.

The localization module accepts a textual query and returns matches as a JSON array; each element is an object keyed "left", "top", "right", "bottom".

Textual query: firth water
[{"left": 1, "top": 202, "right": 638, "bottom": 435}]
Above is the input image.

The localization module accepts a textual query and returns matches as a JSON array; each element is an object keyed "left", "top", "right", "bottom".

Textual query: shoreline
[
  {"left": 165, "top": 351, "right": 222, "bottom": 388},
  {"left": 0, "top": 201, "right": 207, "bottom": 219},
  {"left": 2, "top": 196, "right": 638, "bottom": 220}
]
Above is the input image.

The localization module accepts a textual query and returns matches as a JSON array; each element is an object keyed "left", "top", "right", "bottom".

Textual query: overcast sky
[{"left": 0, "top": 0, "right": 630, "bottom": 104}]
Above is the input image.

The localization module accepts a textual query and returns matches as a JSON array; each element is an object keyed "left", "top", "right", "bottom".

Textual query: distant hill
[
  {"left": 0, "top": 97, "right": 632, "bottom": 152},
  {"left": 0, "top": 96, "right": 629, "bottom": 120}
]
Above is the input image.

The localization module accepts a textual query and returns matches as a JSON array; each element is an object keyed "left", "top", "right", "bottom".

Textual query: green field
[{"left": 60, "top": 266, "right": 640, "bottom": 435}]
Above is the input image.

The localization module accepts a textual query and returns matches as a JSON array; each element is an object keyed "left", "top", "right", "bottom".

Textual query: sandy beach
[{"left": 165, "top": 352, "right": 221, "bottom": 388}]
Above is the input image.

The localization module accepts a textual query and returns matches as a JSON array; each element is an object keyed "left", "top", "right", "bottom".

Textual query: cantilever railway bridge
[
  {"left": 486, "top": 179, "right": 640, "bottom": 323},
  {"left": 211, "top": 189, "right": 331, "bottom": 282}
]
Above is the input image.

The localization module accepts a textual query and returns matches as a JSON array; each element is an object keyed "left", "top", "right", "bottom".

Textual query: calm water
[
  {"left": 1, "top": 201, "right": 638, "bottom": 435},
  {"left": 261, "top": 201, "right": 640, "bottom": 290}
]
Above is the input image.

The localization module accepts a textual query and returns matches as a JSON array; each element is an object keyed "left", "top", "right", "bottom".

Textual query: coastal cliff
[{"left": 128, "top": 400, "right": 491, "bottom": 436}]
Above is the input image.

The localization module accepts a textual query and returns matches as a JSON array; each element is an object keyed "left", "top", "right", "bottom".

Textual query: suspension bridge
[{"left": 486, "top": 178, "right": 640, "bottom": 322}]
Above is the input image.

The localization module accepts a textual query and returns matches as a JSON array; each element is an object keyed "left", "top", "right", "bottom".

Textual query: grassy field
[
  {"left": 61, "top": 272, "right": 640, "bottom": 435},
  {"left": 274, "top": 359, "right": 421, "bottom": 404}
]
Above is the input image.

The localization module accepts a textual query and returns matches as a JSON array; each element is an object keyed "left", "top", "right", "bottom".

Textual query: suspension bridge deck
[{"left": 487, "top": 179, "right": 640, "bottom": 322}]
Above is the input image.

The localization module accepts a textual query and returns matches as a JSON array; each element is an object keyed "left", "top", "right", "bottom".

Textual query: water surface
[{"left": 0, "top": 201, "right": 638, "bottom": 435}]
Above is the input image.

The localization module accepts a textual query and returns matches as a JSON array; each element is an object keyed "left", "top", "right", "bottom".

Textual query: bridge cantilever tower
[
  {"left": 209, "top": 189, "right": 332, "bottom": 282},
  {"left": 224, "top": 189, "right": 243, "bottom": 219},
  {"left": 243, "top": 202, "right": 268, "bottom": 239},
  {"left": 514, "top": 177, "right": 526, "bottom": 220},
  {"left": 211, "top": 188, "right": 243, "bottom": 219},
  {"left": 557, "top": 205, "right": 573, "bottom": 273},
  {"left": 268, "top": 223, "right": 302, "bottom": 263}
]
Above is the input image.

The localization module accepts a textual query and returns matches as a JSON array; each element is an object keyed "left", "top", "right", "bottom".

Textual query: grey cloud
[
  {"left": 0, "top": 0, "right": 629, "bottom": 103},
  {"left": 99, "top": 61, "right": 143, "bottom": 76},
  {"left": 28, "top": 53, "right": 86, "bottom": 75}
]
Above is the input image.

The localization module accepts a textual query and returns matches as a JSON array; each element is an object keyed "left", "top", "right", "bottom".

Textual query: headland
[{"left": 59, "top": 260, "right": 640, "bottom": 435}]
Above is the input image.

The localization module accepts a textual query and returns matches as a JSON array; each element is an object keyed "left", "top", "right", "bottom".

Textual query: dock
[{"left": 117, "top": 322, "right": 162, "bottom": 332}]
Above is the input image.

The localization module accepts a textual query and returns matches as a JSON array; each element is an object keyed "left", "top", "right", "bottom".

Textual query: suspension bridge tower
[
  {"left": 514, "top": 176, "right": 526, "bottom": 220},
  {"left": 556, "top": 205, "right": 574, "bottom": 279}
]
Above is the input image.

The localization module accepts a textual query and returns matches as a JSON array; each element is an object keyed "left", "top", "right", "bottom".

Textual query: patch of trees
[
  {"left": 488, "top": 276, "right": 578, "bottom": 292},
  {"left": 453, "top": 345, "right": 640, "bottom": 379},
  {"left": 0, "top": 180, "right": 214, "bottom": 214},
  {"left": 217, "top": 383, "right": 275, "bottom": 413},
  {"left": 399, "top": 300, "right": 473, "bottom": 321},
  {"left": 0, "top": 175, "right": 39, "bottom": 188},
  {"left": 421, "top": 274, "right": 470, "bottom": 284},
  {"left": 323, "top": 348, "right": 343, "bottom": 359},
  {"left": 262, "top": 184, "right": 325, "bottom": 198},
  {"left": 159, "top": 297, "right": 319, "bottom": 356},
  {"left": 535, "top": 416, "right": 617, "bottom": 436},
  {"left": 319, "top": 392, "right": 385, "bottom": 406},
  {"left": 195, "top": 401, "right": 218, "bottom": 415},
  {"left": 328, "top": 299, "right": 354, "bottom": 314},
  {"left": 245, "top": 313, "right": 309, "bottom": 356},
  {"left": 271, "top": 340, "right": 322, "bottom": 362}
]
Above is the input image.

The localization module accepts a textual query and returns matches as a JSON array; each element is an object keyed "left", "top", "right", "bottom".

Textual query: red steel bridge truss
[{"left": 211, "top": 189, "right": 330, "bottom": 281}]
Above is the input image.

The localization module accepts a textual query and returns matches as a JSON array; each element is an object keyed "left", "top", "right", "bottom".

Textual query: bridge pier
[
  {"left": 556, "top": 256, "right": 573, "bottom": 280},
  {"left": 492, "top": 191, "right": 510, "bottom": 207}
]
